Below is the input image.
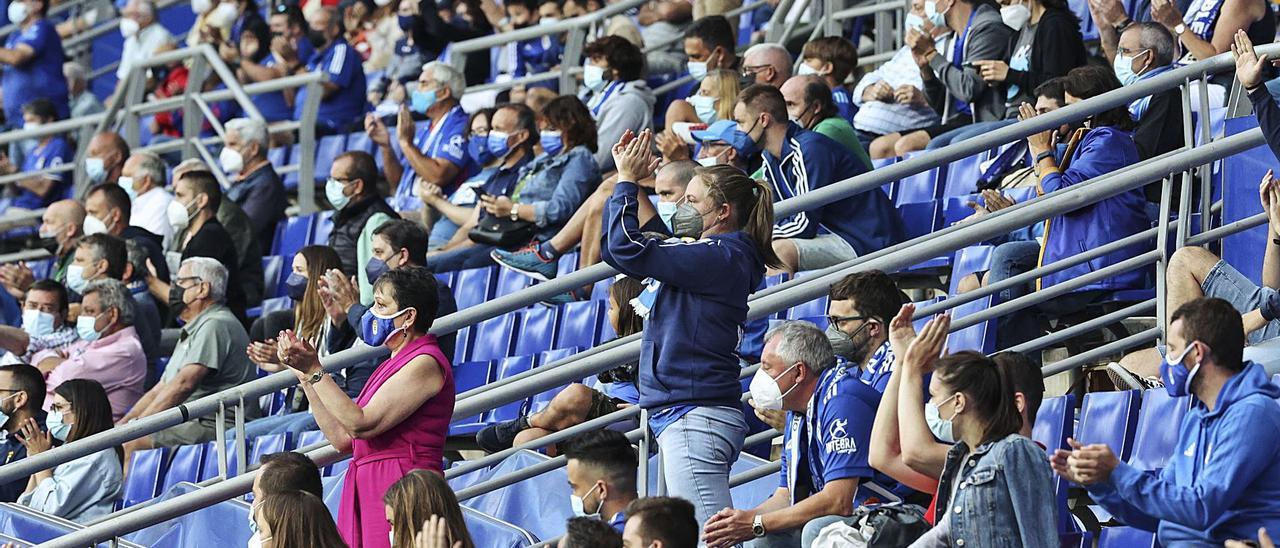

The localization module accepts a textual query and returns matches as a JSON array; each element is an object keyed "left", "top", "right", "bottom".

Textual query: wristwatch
[
  {"left": 1034, "top": 150, "right": 1055, "bottom": 165},
  {"left": 306, "top": 370, "right": 326, "bottom": 386},
  {"left": 509, "top": 205, "right": 520, "bottom": 221},
  {"left": 1112, "top": 16, "right": 1133, "bottom": 31},
  {"left": 1174, "top": 23, "right": 1187, "bottom": 36},
  {"left": 752, "top": 515, "right": 766, "bottom": 538}
]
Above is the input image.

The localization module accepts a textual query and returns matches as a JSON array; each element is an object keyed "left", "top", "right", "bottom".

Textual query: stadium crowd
[{"left": 0, "top": 0, "right": 1278, "bottom": 544}]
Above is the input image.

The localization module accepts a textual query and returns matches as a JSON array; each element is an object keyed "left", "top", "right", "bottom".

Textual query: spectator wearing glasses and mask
[{"left": 0, "top": 363, "right": 46, "bottom": 503}]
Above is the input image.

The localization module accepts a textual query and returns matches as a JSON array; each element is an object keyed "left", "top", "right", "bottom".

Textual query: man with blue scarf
[
  {"left": 1115, "top": 22, "right": 1186, "bottom": 192},
  {"left": 1053, "top": 297, "right": 1280, "bottom": 545}
]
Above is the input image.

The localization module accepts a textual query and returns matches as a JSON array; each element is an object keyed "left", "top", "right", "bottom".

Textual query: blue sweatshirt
[
  {"left": 762, "top": 123, "right": 906, "bottom": 256},
  {"left": 602, "top": 181, "right": 764, "bottom": 410},
  {"left": 1086, "top": 362, "right": 1280, "bottom": 545}
]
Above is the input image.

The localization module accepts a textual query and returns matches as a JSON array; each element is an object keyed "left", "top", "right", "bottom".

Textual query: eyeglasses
[
  {"left": 741, "top": 64, "right": 772, "bottom": 78},
  {"left": 826, "top": 315, "right": 865, "bottom": 328},
  {"left": 173, "top": 276, "right": 204, "bottom": 288}
]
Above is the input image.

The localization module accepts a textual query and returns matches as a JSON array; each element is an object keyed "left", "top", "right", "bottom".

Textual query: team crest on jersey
[{"left": 826, "top": 418, "right": 856, "bottom": 454}]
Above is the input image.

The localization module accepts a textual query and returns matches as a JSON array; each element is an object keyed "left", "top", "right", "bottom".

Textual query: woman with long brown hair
[
  {"left": 602, "top": 129, "right": 780, "bottom": 531},
  {"left": 255, "top": 490, "right": 348, "bottom": 548},
  {"left": 384, "top": 470, "right": 474, "bottom": 548}
]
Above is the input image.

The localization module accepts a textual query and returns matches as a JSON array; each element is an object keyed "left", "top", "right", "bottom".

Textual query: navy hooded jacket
[{"left": 601, "top": 180, "right": 764, "bottom": 411}]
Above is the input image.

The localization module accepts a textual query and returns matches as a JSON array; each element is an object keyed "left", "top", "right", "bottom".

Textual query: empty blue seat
[
  {"left": 948, "top": 245, "right": 994, "bottom": 295},
  {"left": 555, "top": 300, "right": 604, "bottom": 350},
  {"left": 897, "top": 201, "right": 940, "bottom": 241},
  {"left": 514, "top": 306, "right": 558, "bottom": 356},
  {"left": 764, "top": 273, "right": 788, "bottom": 288},
  {"left": 346, "top": 131, "right": 375, "bottom": 154},
  {"left": 267, "top": 146, "right": 289, "bottom": 171},
  {"left": 450, "top": 361, "right": 495, "bottom": 429},
  {"left": 453, "top": 267, "right": 498, "bottom": 311},
  {"left": 166, "top": 443, "right": 207, "bottom": 489},
  {"left": 468, "top": 313, "right": 520, "bottom": 362},
  {"left": 893, "top": 151, "right": 945, "bottom": 206},
  {"left": 313, "top": 135, "right": 347, "bottom": 184},
  {"left": 787, "top": 296, "right": 829, "bottom": 321},
  {"left": 942, "top": 154, "right": 985, "bottom": 198},
  {"left": 1076, "top": 390, "right": 1142, "bottom": 462},
  {"left": 1097, "top": 526, "right": 1156, "bottom": 548},
  {"left": 272, "top": 213, "right": 316, "bottom": 258},
  {"left": 261, "top": 255, "right": 284, "bottom": 299},
  {"left": 1129, "top": 388, "right": 1190, "bottom": 472},
  {"left": 495, "top": 266, "right": 532, "bottom": 297},
  {"left": 540, "top": 346, "right": 580, "bottom": 365},
  {"left": 557, "top": 251, "right": 580, "bottom": 278},
  {"left": 312, "top": 210, "right": 335, "bottom": 246},
  {"left": 946, "top": 295, "right": 995, "bottom": 353},
  {"left": 488, "top": 355, "right": 538, "bottom": 421},
  {"left": 1032, "top": 394, "right": 1075, "bottom": 454},
  {"left": 590, "top": 275, "right": 613, "bottom": 300},
  {"left": 122, "top": 447, "right": 169, "bottom": 508},
  {"left": 940, "top": 194, "right": 977, "bottom": 228},
  {"left": 250, "top": 433, "right": 291, "bottom": 465},
  {"left": 296, "top": 429, "right": 327, "bottom": 450}
]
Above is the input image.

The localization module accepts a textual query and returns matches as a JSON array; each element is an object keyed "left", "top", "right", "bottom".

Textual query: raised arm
[
  {"left": 897, "top": 315, "right": 952, "bottom": 477},
  {"left": 870, "top": 304, "right": 943, "bottom": 492}
]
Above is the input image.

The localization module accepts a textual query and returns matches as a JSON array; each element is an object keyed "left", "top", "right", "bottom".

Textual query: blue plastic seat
[
  {"left": 312, "top": 210, "right": 335, "bottom": 246},
  {"left": 946, "top": 295, "right": 995, "bottom": 353},
  {"left": 487, "top": 355, "right": 538, "bottom": 421},
  {"left": 450, "top": 361, "right": 496, "bottom": 430},
  {"left": 557, "top": 251, "right": 580, "bottom": 278},
  {"left": 764, "top": 273, "right": 788, "bottom": 288},
  {"left": 166, "top": 443, "right": 207, "bottom": 489},
  {"left": 893, "top": 151, "right": 945, "bottom": 206},
  {"left": 942, "top": 154, "right": 985, "bottom": 198},
  {"left": 122, "top": 447, "right": 169, "bottom": 508},
  {"left": 897, "top": 201, "right": 941, "bottom": 241},
  {"left": 948, "top": 245, "right": 994, "bottom": 295},
  {"left": 313, "top": 134, "right": 348, "bottom": 185},
  {"left": 284, "top": 144, "right": 302, "bottom": 190},
  {"left": 495, "top": 266, "right": 532, "bottom": 297},
  {"left": 272, "top": 213, "right": 316, "bottom": 258},
  {"left": 555, "top": 300, "right": 605, "bottom": 350},
  {"left": 513, "top": 306, "right": 558, "bottom": 356},
  {"left": 590, "top": 275, "right": 613, "bottom": 300},
  {"left": 1098, "top": 526, "right": 1156, "bottom": 548},
  {"left": 250, "top": 433, "right": 291, "bottom": 465},
  {"left": 261, "top": 255, "right": 284, "bottom": 299},
  {"left": 468, "top": 313, "right": 520, "bottom": 362},
  {"left": 872, "top": 157, "right": 897, "bottom": 201},
  {"left": 540, "top": 346, "right": 580, "bottom": 365},
  {"left": 267, "top": 146, "right": 289, "bottom": 171},
  {"left": 453, "top": 267, "right": 498, "bottom": 311},
  {"left": 346, "top": 131, "right": 375, "bottom": 154},
  {"left": 1031, "top": 394, "right": 1075, "bottom": 454},
  {"left": 787, "top": 296, "right": 829, "bottom": 321},
  {"left": 1129, "top": 388, "right": 1191, "bottom": 472},
  {"left": 1076, "top": 390, "right": 1142, "bottom": 462}
]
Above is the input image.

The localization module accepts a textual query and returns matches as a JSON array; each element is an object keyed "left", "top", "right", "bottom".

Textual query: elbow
[{"left": 900, "top": 445, "right": 936, "bottom": 472}]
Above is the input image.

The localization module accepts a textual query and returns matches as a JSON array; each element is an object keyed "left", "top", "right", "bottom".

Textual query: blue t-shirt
[
  {"left": 294, "top": 38, "right": 367, "bottom": 132},
  {"left": 254, "top": 39, "right": 315, "bottom": 122},
  {"left": 832, "top": 86, "right": 858, "bottom": 127},
  {"left": 2, "top": 19, "right": 70, "bottom": 124},
  {"left": 13, "top": 137, "right": 71, "bottom": 209},
  {"left": 515, "top": 35, "right": 562, "bottom": 89},
  {"left": 392, "top": 105, "right": 473, "bottom": 210},
  {"left": 779, "top": 364, "right": 880, "bottom": 505}
]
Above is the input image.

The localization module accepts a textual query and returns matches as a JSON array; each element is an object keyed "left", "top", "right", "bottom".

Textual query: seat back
[
  {"left": 557, "top": 251, "right": 581, "bottom": 278},
  {"left": 946, "top": 295, "right": 995, "bottom": 353},
  {"left": 267, "top": 146, "right": 289, "bottom": 171},
  {"left": 948, "top": 245, "right": 994, "bottom": 295},
  {"left": 787, "top": 296, "right": 829, "bottom": 320},
  {"left": 1076, "top": 390, "right": 1142, "bottom": 461},
  {"left": 272, "top": 214, "right": 316, "bottom": 258},
  {"left": 1129, "top": 388, "right": 1191, "bottom": 472},
  {"left": 452, "top": 361, "right": 496, "bottom": 425},
  {"left": 312, "top": 135, "right": 348, "bottom": 185},
  {"left": 454, "top": 267, "right": 498, "bottom": 311},
  {"left": 942, "top": 154, "right": 986, "bottom": 198},
  {"left": 555, "top": 300, "right": 604, "bottom": 350},
  {"left": 1098, "top": 526, "right": 1156, "bottom": 548},
  {"left": 495, "top": 266, "right": 533, "bottom": 297},
  {"left": 346, "top": 131, "right": 375, "bottom": 154},
  {"left": 312, "top": 210, "right": 335, "bottom": 246},
  {"left": 893, "top": 151, "right": 944, "bottom": 206},
  {"left": 250, "top": 433, "right": 292, "bottom": 465},
  {"left": 487, "top": 355, "right": 538, "bottom": 421},
  {"left": 469, "top": 313, "right": 521, "bottom": 362},
  {"left": 261, "top": 255, "right": 284, "bottom": 299},
  {"left": 167, "top": 443, "right": 208, "bottom": 489},
  {"left": 1031, "top": 394, "right": 1075, "bottom": 454},
  {"left": 122, "top": 447, "right": 170, "bottom": 508},
  {"left": 295, "top": 430, "right": 327, "bottom": 450},
  {"left": 513, "top": 306, "right": 558, "bottom": 356},
  {"left": 897, "top": 201, "right": 941, "bottom": 241}
]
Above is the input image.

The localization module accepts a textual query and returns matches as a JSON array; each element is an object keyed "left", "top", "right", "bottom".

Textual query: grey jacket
[
  {"left": 924, "top": 2, "right": 1013, "bottom": 124},
  {"left": 588, "top": 80, "right": 656, "bottom": 172}
]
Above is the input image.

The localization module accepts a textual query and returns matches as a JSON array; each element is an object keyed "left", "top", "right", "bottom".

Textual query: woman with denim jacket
[
  {"left": 425, "top": 96, "right": 602, "bottom": 272},
  {"left": 904, "top": 317, "right": 1058, "bottom": 547}
]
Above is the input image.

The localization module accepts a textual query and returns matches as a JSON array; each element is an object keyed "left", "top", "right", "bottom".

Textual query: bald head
[
  {"left": 743, "top": 43, "right": 793, "bottom": 88},
  {"left": 87, "top": 132, "right": 130, "bottom": 184},
  {"left": 781, "top": 75, "right": 833, "bottom": 129},
  {"left": 654, "top": 160, "right": 697, "bottom": 204},
  {"left": 41, "top": 200, "right": 86, "bottom": 253}
]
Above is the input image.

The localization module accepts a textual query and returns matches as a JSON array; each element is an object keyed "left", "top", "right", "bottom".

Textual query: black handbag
[
  {"left": 813, "top": 503, "right": 930, "bottom": 547},
  {"left": 468, "top": 212, "right": 536, "bottom": 250}
]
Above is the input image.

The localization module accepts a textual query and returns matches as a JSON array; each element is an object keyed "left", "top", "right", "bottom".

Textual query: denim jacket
[
  {"left": 932, "top": 434, "right": 1058, "bottom": 547},
  {"left": 513, "top": 144, "right": 601, "bottom": 239}
]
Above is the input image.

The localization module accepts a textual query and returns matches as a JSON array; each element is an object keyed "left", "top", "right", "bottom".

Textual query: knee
[
  {"left": 894, "top": 132, "right": 928, "bottom": 156},
  {"left": 1169, "top": 246, "right": 1219, "bottom": 282},
  {"left": 957, "top": 272, "right": 982, "bottom": 293},
  {"left": 771, "top": 239, "right": 799, "bottom": 274},
  {"left": 870, "top": 134, "right": 899, "bottom": 159},
  {"left": 544, "top": 383, "right": 594, "bottom": 423}
]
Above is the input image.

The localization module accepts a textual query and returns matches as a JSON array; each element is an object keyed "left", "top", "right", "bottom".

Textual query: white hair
[
  {"left": 765, "top": 320, "right": 835, "bottom": 374},
  {"left": 744, "top": 43, "right": 792, "bottom": 67},
  {"left": 420, "top": 61, "right": 466, "bottom": 99},
  {"left": 83, "top": 278, "right": 136, "bottom": 327},
  {"left": 226, "top": 117, "right": 269, "bottom": 152},
  {"left": 63, "top": 62, "right": 88, "bottom": 85},
  {"left": 132, "top": 150, "right": 167, "bottom": 188},
  {"left": 182, "top": 257, "right": 228, "bottom": 304}
]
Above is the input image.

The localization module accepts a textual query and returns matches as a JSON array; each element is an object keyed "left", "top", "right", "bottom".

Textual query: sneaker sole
[
  {"left": 1105, "top": 362, "right": 1146, "bottom": 391},
  {"left": 490, "top": 250, "right": 554, "bottom": 282}
]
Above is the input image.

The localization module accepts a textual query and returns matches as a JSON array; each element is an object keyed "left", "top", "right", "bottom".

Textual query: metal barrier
[{"left": 11, "top": 41, "right": 1273, "bottom": 548}]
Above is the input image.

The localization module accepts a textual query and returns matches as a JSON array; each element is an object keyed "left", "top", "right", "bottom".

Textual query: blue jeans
[
  {"left": 746, "top": 514, "right": 852, "bottom": 548},
  {"left": 658, "top": 405, "right": 748, "bottom": 534},
  {"left": 428, "top": 217, "right": 463, "bottom": 250},
  {"left": 426, "top": 244, "right": 496, "bottom": 272},
  {"left": 925, "top": 119, "right": 1019, "bottom": 150}
]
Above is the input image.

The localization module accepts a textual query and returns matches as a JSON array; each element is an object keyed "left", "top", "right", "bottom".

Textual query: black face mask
[
  {"left": 308, "top": 29, "right": 328, "bottom": 49},
  {"left": 168, "top": 284, "right": 187, "bottom": 312}
]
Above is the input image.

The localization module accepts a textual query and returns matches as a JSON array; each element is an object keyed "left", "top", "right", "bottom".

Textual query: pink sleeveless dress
[{"left": 336, "top": 334, "right": 455, "bottom": 548}]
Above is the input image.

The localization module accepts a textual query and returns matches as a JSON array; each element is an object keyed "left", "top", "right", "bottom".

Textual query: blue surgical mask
[
  {"left": 1161, "top": 342, "right": 1201, "bottom": 397},
  {"left": 924, "top": 0, "right": 947, "bottom": 28},
  {"left": 905, "top": 12, "right": 927, "bottom": 32},
  {"left": 410, "top": 89, "right": 437, "bottom": 114},
  {"left": 359, "top": 307, "right": 414, "bottom": 347},
  {"left": 397, "top": 15, "right": 414, "bottom": 30},
  {"left": 730, "top": 120, "right": 761, "bottom": 158},
  {"left": 468, "top": 134, "right": 495, "bottom": 165},
  {"left": 1113, "top": 50, "right": 1148, "bottom": 87},
  {"left": 687, "top": 61, "right": 708, "bottom": 81},
  {"left": 540, "top": 130, "right": 564, "bottom": 156},
  {"left": 22, "top": 309, "right": 55, "bottom": 338},
  {"left": 583, "top": 63, "right": 607, "bottom": 92},
  {"left": 326, "top": 178, "right": 351, "bottom": 209},
  {"left": 46, "top": 410, "right": 72, "bottom": 442},
  {"left": 365, "top": 257, "right": 391, "bottom": 284},
  {"left": 924, "top": 393, "right": 958, "bottom": 443},
  {"left": 76, "top": 314, "right": 102, "bottom": 342},
  {"left": 688, "top": 95, "right": 718, "bottom": 123},
  {"left": 87, "top": 157, "right": 108, "bottom": 185},
  {"left": 284, "top": 272, "right": 308, "bottom": 301},
  {"left": 66, "top": 265, "right": 88, "bottom": 294},
  {"left": 656, "top": 201, "right": 678, "bottom": 231},
  {"left": 487, "top": 131, "right": 512, "bottom": 159}
]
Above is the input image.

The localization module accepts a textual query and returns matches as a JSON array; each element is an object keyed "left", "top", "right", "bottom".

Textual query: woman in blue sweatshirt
[{"left": 603, "top": 128, "right": 782, "bottom": 531}]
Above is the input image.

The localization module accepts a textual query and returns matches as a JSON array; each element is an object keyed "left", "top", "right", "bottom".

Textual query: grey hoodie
[{"left": 588, "top": 80, "right": 656, "bottom": 172}]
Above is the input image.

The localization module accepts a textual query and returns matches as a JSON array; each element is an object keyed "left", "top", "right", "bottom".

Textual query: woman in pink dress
[{"left": 277, "top": 266, "right": 455, "bottom": 548}]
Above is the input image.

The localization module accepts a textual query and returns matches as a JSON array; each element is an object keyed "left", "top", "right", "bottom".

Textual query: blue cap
[{"left": 691, "top": 120, "right": 739, "bottom": 143}]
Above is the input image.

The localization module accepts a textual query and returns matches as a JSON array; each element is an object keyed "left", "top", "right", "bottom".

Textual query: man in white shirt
[
  {"left": 120, "top": 151, "right": 174, "bottom": 246},
  {"left": 112, "top": 0, "right": 173, "bottom": 103}
]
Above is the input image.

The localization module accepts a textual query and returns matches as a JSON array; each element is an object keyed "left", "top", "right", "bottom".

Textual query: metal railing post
[
  {"left": 637, "top": 409, "right": 650, "bottom": 498},
  {"left": 183, "top": 55, "right": 211, "bottom": 161},
  {"left": 560, "top": 26, "right": 586, "bottom": 94},
  {"left": 297, "top": 80, "right": 324, "bottom": 214},
  {"left": 215, "top": 402, "right": 228, "bottom": 479}
]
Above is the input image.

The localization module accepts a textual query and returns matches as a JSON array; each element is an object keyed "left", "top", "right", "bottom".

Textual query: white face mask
[
  {"left": 569, "top": 482, "right": 603, "bottom": 518},
  {"left": 797, "top": 62, "right": 821, "bottom": 77},
  {"left": 192, "top": 0, "right": 212, "bottom": 14},
  {"left": 925, "top": 393, "right": 959, "bottom": 443},
  {"left": 1000, "top": 2, "right": 1031, "bottom": 30},
  {"left": 219, "top": 146, "right": 245, "bottom": 174},
  {"left": 7, "top": 2, "right": 29, "bottom": 25},
  {"left": 748, "top": 362, "right": 800, "bottom": 410},
  {"left": 120, "top": 18, "right": 140, "bottom": 38},
  {"left": 82, "top": 214, "right": 109, "bottom": 236},
  {"left": 167, "top": 199, "right": 194, "bottom": 232}
]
